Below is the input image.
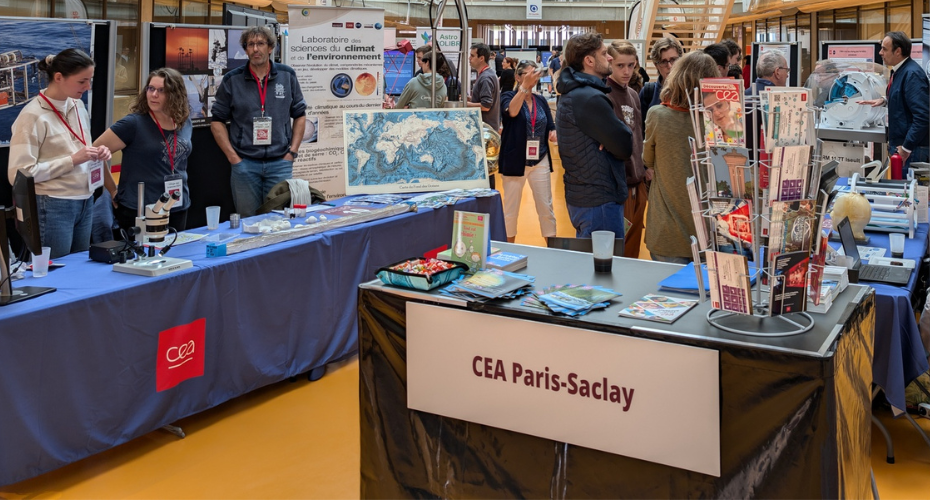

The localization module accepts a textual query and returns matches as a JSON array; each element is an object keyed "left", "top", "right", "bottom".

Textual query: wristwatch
[{"left": 288, "top": 150, "right": 299, "bottom": 158}]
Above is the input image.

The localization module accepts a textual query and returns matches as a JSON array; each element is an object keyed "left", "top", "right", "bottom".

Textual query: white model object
[{"left": 821, "top": 72, "right": 886, "bottom": 129}]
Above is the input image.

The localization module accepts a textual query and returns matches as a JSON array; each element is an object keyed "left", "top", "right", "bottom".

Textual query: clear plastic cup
[
  {"left": 206, "top": 206, "right": 221, "bottom": 230},
  {"left": 889, "top": 233, "right": 905, "bottom": 258},
  {"left": 31, "top": 246, "right": 51, "bottom": 278},
  {"left": 591, "top": 231, "right": 615, "bottom": 273}
]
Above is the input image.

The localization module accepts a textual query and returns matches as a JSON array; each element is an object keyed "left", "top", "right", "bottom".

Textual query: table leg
[
  {"left": 161, "top": 424, "right": 186, "bottom": 439},
  {"left": 871, "top": 413, "right": 895, "bottom": 464}
]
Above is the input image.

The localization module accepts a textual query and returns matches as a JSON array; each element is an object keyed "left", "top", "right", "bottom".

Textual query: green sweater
[{"left": 643, "top": 105, "right": 698, "bottom": 259}]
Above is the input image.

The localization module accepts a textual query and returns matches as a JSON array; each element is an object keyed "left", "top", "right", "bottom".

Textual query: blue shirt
[{"left": 111, "top": 113, "right": 193, "bottom": 212}]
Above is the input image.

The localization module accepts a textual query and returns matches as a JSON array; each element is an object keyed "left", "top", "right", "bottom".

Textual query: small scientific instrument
[
  {"left": 112, "top": 182, "right": 192, "bottom": 277},
  {"left": 820, "top": 71, "right": 886, "bottom": 129}
]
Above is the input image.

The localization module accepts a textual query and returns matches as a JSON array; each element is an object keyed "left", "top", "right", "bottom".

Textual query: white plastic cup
[
  {"left": 591, "top": 230, "right": 615, "bottom": 273},
  {"left": 31, "top": 247, "right": 51, "bottom": 278},
  {"left": 889, "top": 233, "right": 905, "bottom": 258},
  {"left": 206, "top": 206, "right": 221, "bottom": 230}
]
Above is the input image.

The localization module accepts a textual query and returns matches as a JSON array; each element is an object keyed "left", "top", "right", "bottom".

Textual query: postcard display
[{"left": 686, "top": 79, "right": 829, "bottom": 336}]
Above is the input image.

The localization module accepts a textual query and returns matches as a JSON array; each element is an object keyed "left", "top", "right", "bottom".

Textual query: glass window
[
  {"left": 797, "top": 13, "right": 812, "bottom": 86},
  {"left": 818, "top": 10, "right": 835, "bottom": 43},
  {"left": 834, "top": 8, "right": 857, "bottom": 40},
  {"left": 889, "top": 1, "right": 910, "bottom": 34},
  {"left": 0, "top": 0, "right": 49, "bottom": 17},
  {"left": 154, "top": 0, "right": 179, "bottom": 24},
  {"left": 859, "top": 7, "right": 884, "bottom": 41},
  {"left": 181, "top": 0, "right": 208, "bottom": 25}
]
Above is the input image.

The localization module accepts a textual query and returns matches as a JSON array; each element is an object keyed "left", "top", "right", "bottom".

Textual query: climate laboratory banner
[{"left": 287, "top": 6, "right": 385, "bottom": 199}]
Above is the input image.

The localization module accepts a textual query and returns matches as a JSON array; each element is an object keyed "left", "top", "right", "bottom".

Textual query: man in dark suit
[{"left": 860, "top": 31, "right": 930, "bottom": 172}]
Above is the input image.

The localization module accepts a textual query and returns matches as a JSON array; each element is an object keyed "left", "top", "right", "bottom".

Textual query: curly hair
[
  {"left": 649, "top": 37, "right": 683, "bottom": 65},
  {"left": 130, "top": 67, "right": 190, "bottom": 125}
]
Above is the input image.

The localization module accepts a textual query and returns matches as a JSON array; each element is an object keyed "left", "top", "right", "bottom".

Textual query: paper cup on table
[
  {"left": 591, "top": 231, "right": 614, "bottom": 273},
  {"left": 31, "top": 247, "right": 51, "bottom": 277},
  {"left": 889, "top": 233, "right": 905, "bottom": 258},
  {"left": 206, "top": 206, "right": 221, "bottom": 230}
]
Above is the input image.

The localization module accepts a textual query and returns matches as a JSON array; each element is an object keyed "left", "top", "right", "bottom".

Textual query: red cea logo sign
[{"left": 156, "top": 318, "right": 206, "bottom": 392}]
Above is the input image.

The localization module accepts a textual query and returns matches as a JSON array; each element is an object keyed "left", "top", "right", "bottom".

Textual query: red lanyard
[
  {"left": 150, "top": 112, "right": 178, "bottom": 173},
  {"left": 662, "top": 101, "right": 689, "bottom": 112},
  {"left": 39, "top": 93, "right": 85, "bottom": 146},
  {"left": 528, "top": 95, "right": 537, "bottom": 130},
  {"left": 477, "top": 65, "right": 489, "bottom": 77},
  {"left": 249, "top": 66, "right": 269, "bottom": 116}
]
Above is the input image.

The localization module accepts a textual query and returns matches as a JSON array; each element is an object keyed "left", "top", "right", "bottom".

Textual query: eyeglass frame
[
  {"left": 656, "top": 57, "right": 679, "bottom": 67},
  {"left": 145, "top": 85, "right": 165, "bottom": 95}
]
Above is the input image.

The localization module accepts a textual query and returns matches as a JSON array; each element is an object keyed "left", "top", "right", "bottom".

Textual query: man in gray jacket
[
  {"left": 556, "top": 32, "right": 632, "bottom": 238},
  {"left": 211, "top": 26, "right": 306, "bottom": 216}
]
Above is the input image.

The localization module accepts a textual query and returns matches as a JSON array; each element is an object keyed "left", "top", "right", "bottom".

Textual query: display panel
[{"left": 384, "top": 49, "right": 414, "bottom": 95}]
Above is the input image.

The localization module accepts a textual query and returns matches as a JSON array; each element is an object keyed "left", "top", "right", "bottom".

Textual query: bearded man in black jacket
[{"left": 556, "top": 32, "right": 633, "bottom": 237}]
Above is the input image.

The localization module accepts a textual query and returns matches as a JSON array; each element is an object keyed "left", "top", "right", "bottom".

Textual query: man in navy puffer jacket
[{"left": 556, "top": 32, "right": 633, "bottom": 238}]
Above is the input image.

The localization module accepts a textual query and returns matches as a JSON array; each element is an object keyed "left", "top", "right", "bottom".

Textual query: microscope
[{"left": 112, "top": 182, "right": 193, "bottom": 277}]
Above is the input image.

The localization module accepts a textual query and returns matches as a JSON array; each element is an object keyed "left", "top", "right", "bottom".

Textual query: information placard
[{"left": 287, "top": 6, "right": 385, "bottom": 199}]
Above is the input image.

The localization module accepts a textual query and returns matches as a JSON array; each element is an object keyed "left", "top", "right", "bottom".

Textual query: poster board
[
  {"left": 288, "top": 6, "right": 385, "bottom": 199},
  {"left": 750, "top": 42, "right": 800, "bottom": 87},
  {"left": 820, "top": 40, "right": 882, "bottom": 66},
  {"left": 0, "top": 16, "right": 115, "bottom": 147},
  {"left": 413, "top": 27, "right": 471, "bottom": 78}
]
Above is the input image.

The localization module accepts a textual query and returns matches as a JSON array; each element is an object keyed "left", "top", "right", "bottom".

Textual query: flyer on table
[{"left": 287, "top": 6, "right": 385, "bottom": 199}]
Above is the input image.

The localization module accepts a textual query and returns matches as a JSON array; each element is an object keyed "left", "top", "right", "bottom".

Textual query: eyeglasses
[
  {"left": 247, "top": 41, "right": 267, "bottom": 49},
  {"left": 145, "top": 85, "right": 165, "bottom": 95},
  {"left": 778, "top": 66, "right": 790, "bottom": 72},
  {"left": 657, "top": 57, "right": 679, "bottom": 67}
]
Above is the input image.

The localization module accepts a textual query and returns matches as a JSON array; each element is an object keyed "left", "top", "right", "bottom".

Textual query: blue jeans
[
  {"left": 567, "top": 202, "right": 625, "bottom": 238},
  {"left": 36, "top": 195, "right": 94, "bottom": 259},
  {"left": 230, "top": 157, "right": 293, "bottom": 217}
]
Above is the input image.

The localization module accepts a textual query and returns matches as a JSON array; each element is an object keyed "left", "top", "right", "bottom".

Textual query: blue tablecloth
[
  {"left": 0, "top": 195, "right": 505, "bottom": 486},
  {"left": 831, "top": 224, "right": 930, "bottom": 414}
]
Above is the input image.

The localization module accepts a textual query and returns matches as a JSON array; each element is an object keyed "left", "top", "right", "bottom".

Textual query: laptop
[{"left": 836, "top": 217, "right": 912, "bottom": 285}]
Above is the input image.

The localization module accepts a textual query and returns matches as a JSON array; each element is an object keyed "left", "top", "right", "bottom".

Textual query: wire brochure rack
[{"left": 684, "top": 81, "right": 836, "bottom": 336}]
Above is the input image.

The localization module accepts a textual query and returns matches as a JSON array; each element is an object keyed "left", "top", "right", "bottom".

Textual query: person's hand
[
  {"left": 548, "top": 130, "right": 557, "bottom": 143},
  {"left": 110, "top": 195, "right": 118, "bottom": 209},
  {"left": 523, "top": 70, "right": 542, "bottom": 90},
  {"left": 899, "top": 148, "right": 911, "bottom": 162},
  {"left": 645, "top": 167, "right": 654, "bottom": 182},
  {"left": 858, "top": 98, "right": 885, "bottom": 107},
  {"left": 71, "top": 146, "right": 100, "bottom": 165},
  {"left": 96, "top": 145, "right": 112, "bottom": 162},
  {"left": 227, "top": 153, "right": 242, "bottom": 165}
]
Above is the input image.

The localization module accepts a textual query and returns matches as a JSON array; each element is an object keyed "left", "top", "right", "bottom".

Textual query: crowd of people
[{"left": 9, "top": 28, "right": 927, "bottom": 267}]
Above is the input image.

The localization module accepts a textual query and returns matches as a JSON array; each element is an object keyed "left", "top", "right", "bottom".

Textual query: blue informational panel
[{"left": 384, "top": 49, "right": 414, "bottom": 95}]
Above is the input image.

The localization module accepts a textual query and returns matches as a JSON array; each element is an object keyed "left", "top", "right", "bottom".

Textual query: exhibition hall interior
[{"left": 2, "top": 0, "right": 930, "bottom": 497}]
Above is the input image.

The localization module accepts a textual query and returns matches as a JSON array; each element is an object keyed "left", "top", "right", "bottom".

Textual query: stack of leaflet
[
  {"left": 808, "top": 265, "right": 848, "bottom": 314},
  {"left": 522, "top": 284, "right": 621, "bottom": 317},
  {"left": 441, "top": 269, "right": 535, "bottom": 301}
]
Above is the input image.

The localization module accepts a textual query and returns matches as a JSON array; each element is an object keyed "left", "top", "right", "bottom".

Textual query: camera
[{"left": 919, "top": 402, "right": 930, "bottom": 418}]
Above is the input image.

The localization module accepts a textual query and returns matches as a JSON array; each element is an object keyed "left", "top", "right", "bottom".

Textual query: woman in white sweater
[{"left": 9, "top": 49, "right": 111, "bottom": 258}]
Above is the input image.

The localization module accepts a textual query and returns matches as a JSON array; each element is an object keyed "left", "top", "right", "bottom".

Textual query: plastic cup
[
  {"left": 591, "top": 231, "right": 614, "bottom": 273},
  {"left": 206, "top": 206, "right": 221, "bottom": 230},
  {"left": 229, "top": 213, "right": 240, "bottom": 229},
  {"left": 889, "top": 233, "right": 905, "bottom": 258},
  {"left": 31, "top": 247, "right": 51, "bottom": 278}
]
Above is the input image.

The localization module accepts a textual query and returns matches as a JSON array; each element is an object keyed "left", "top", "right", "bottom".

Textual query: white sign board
[
  {"left": 407, "top": 303, "right": 721, "bottom": 476},
  {"left": 413, "top": 27, "right": 471, "bottom": 76},
  {"left": 526, "top": 0, "right": 542, "bottom": 20},
  {"left": 820, "top": 140, "right": 867, "bottom": 177},
  {"left": 287, "top": 6, "right": 385, "bottom": 199}
]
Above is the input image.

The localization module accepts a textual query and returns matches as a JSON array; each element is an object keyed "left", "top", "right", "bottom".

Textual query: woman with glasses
[
  {"left": 94, "top": 68, "right": 192, "bottom": 234},
  {"left": 643, "top": 51, "right": 719, "bottom": 264},
  {"left": 9, "top": 48, "right": 112, "bottom": 258},
  {"left": 499, "top": 60, "right": 557, "bottom": 242},
  {"left": 393, "top": 51, "right": 447, "bottom": 109}
]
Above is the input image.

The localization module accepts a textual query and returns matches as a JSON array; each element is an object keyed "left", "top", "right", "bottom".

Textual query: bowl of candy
[{"left": 376, "top": 258, "right": 468, "bottom": 291}]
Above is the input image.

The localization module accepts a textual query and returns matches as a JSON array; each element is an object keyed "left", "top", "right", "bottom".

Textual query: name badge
[
  {"left": 526, "top": 138, "right": 541, "bottom": 161},
  {"left": 164, "top": 173, "right": 183, "bottom": 207},
  {"left": 87, "top": 159, "right": 104, "bottom": 191},
  {"left": 253, "top": 116, "right": 272, "bottom": 145}
]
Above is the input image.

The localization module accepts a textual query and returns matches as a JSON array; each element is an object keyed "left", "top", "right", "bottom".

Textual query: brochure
[
  {"left": 768, "top": 145, "right": 811, "bottom": 202},
  {"left": 707, "top": 147, "right": 750, "bottom": 199},
  {"left": 485, "top": 251, "right": 528, "bottom": 272},
  {"left": 447, "top": 269, "right": 533, "bottom": 299},
  {"left": 708, "top": 198, "right": 753, "bottom": 254},
  {"left": 768, "top": 199, "right": 815, "bottom": 258},
  {"left": 707, "top": 250, "right": 753, "bottom": 315},
  {"left": 761, "top": 88, "right": 812, "bottom": 152},
  {"left": 618, "top": 294, "right": 699, "bottom": 324},
  {"left": 769, "top": 250, "right": 810, "bottom": 315},
  {"left": 449, "top": 210, "right": 491, "bottom": 273},
  {"left": 701, "top": 78, "right": 746, "bottom": 147}
]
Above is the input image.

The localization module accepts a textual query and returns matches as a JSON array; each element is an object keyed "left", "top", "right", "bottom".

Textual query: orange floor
[{"left": 3, "top": 154, "right": 929, "bottom": 499}]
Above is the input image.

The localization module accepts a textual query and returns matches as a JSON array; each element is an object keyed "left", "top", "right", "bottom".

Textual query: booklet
[
  {"left": 769, "top": 250, "right": 810, "bottom": 315},
  {"left": 768, "top": 199, "right": 815, "bottom": 258},
  {"left": 619, "top": 294, "right": 699, "bottom": 324},
  {"left": 707, "top": 147, "right": 751, "bottom": 199},
  {"left": 708, "top": 198, "right": 753, "bottom": 254},
  {"left": 761, "top": 88, "right": 812, "bottom": 152},
  {"left": 701, "top": 78, "right": 746, "bottom": 148},
  {"left": 449, "top": 210, "right": 491, "bottom": 273},
  {"left": 449, "top": 269, "right": 533, "bottom": 299},
  {"left": 707, "top": 250, "right": 753, "bottom": 315},
  {"left": 768, "top": 145, "right": 811, "bottom": 203}
]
